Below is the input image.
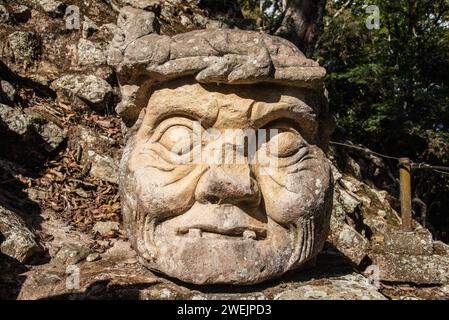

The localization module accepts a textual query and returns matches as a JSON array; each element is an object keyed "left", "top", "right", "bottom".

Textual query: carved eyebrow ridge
[
  {"left": 148, "top": 98, "right": 221, "bottom": 131},
  {"left": 250, "top": 102, "right": 318, "bottom": 143},
  {"left": 250, "top": 101, "right": 316, "bottom": 126}
]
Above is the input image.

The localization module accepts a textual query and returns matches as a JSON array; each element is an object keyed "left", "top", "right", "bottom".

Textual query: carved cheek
[
  {"left": 256, "top": 156, "right": 332, "bottom": 226},
  {"left": 125, "top": 144, "right": 203, "bottom": 220},
  {"left": 132, "top": 165, "right": 204, "bottom": 221}
]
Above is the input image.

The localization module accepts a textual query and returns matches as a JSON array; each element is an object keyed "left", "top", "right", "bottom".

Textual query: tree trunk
[{"left": 274, "top": 0, "right": 327, "bottom": 57}]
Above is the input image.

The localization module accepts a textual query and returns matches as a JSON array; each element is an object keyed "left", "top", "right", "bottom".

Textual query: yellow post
[{"left": 399, "top": 158, "right": 412, "bottom": 230}]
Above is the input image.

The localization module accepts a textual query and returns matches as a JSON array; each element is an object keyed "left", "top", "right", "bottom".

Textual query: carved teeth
[
  {"left": 243, "top": 230, "right": 257, "bottom": 240},
  {"left": 188, "top": 228, "right": 202, "bottom": 238}
]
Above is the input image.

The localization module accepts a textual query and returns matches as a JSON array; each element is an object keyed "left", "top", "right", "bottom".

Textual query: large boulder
[
  {"left": 51, "top": 75, "right": 113, "bottom": 112},
  {"left": 17, "top": 243, "right": 388, "bottom": 300},
  {"left": 31, "top": 0, "right": 66, "bottom": 17},
  {"left": 0, "top": 104, "right": 66, "bottom": 169},
  {"left": 7, "top": 31, "right": 41, "bottom": 70},
  {"left": 0, "top": 205, "right": 43, "bottom": 263},
  {"left": 372, "top": 253, "right": 449, "bottom": 285},
  {"left": 0, "top": 79, "right": 17, "bottom": 104},
  {"left": 77, "top": 39, "right": 107, "bottom": 67},
  {"left": 110, "top": 0, "right": 161, "bottom": 11},
  {"left": 0, "top": 4, "right": 11, "bottom": 25},
  {"left": 273, "top": 273, "right": 386, "bottom": 300},
  {"left": 68, "top": 125, "right": 120, "bottom": 184}
]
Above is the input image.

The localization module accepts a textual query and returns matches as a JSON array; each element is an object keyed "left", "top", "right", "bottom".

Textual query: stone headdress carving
[{"left": 108, "top": 6, "right": 328, "bottom": 131}]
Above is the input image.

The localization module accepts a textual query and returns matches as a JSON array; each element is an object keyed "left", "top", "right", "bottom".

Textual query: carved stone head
[{"left": 109, "top": 7, "right": 334, "bottom": 285}]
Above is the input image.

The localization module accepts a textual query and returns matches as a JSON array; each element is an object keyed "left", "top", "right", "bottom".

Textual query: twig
[{"left": 333, "top": 0, "right": 352, "bottom": 19}]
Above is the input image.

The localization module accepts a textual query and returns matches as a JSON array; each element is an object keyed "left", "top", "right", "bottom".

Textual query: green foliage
[
  {"left": 237, "top": 0, "right": 261, "bottom": 17},
  {"left": 201, "top": 0, "right": 283, "bottom": 30},
  {"left": 315, "top": 0, "right": 449, "bottom": 239}
]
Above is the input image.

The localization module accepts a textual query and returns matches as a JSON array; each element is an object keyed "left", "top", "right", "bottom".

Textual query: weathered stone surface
[
  {"left": 0, "top": 0, "right": 446, "bottom": 300},
  {"left": 329, "top": 216, "right": 368, "bottom": 265},
  {"left": 0, "top": 4, "right": 11, "bottom": 25},
  {"left": 77, "top": 39, "right": 107, "bottom": 66},
  {"left": 0, "top": 80, "right": 16, "bottom": 104},
  {"left": 25, "top": 108, "right": 67, "bottom": 152},
  {"left": 34, "top": 211, "right": 96, "bottom": 261},
  {"left": 93, "top": 221, "right": 120, "bottom": 237},
  {"left": 273, "top": 273, "right": 386, "bottom": 300},
  {"left": 12, "top": 5, "right": 32, "bottom": 23},
  {"left": 51, "top": 75, "right": 112, "bottom": 111},
  {"left": 0, "top": 104, "right": 66, "bottom": 168},
  {"left": 336, "top": 184, "right": 361, "bottom": 215},
  {"left": 32, "top": 0, "right": 65, "bottom": 17},
  {"left": 88, "top": 152, "right": 119, "bottom": 184},
  {"left": 0, "top": 205, "right": 43, "bottom": 263},
  {"left": 205, "top": 19, "right": 230, "bottom": 30},
  {"left": 0, "top": 0, "right": 117, "bottom": 87},
  {"left": 372, "top": 253, "right": 449, "bottom": 285},
  {"left": 69, "top": 125, "right": 117, "bottom": 156},
  {"left": 0, "top": 104, "right": 61, "bottom": 136},
  {"left": 17, "top": 246, "right": 386, "bottom": 300},
  {"left": 68, "top": 125, "right": 120, "bottom": 183},
  {"left": 54, "top": 242, "right": 91, "bottom": 265},
  {"left": 330, "top": 171, "right": 449, "bottom": 285},
  {"left": 86, "top": 252, "right": 101, "bottom": 262},
  {"left": 82, "top": 17, "right": 99, "bottom": 39},
  {"left": 434, "top": 241, "right": 449, "bottom": 255},
  {"left": 372, "top": 229, "right": 434, "bottom": 256},
  {"left": 109, "top": 6, "right": 157, "bottom": 53},
  {"left": 115, "top": 0, "right": 161, "bottom": 10},
  {"left": 381, "top": 283, "right": 449, "bottom": 300},
  {"left": 0, "top": 104, "right": 28, "bottom": 135},
  {"left": 7, "top": 31, "right": 41, "bottom": 69}
]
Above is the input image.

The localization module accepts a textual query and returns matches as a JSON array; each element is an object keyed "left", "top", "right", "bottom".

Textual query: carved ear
[
  {"left": 125, "top": 107, "right": 146, "bottom": 140},
  {"left": 116, "top": 6, "right": 158, "bottom": 48},
  {"left": 318, "top": 90, "right": 335, "bottom": 151},
  {"left": 107, "top": 7, "right": 158, "bottom": 69}
]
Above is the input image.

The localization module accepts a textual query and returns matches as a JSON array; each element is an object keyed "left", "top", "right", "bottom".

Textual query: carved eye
[
  {"left": 263, "top": 130, "right": 304, "bottom": 158},
  {"left": 267, "top": 131, "right": 302, "bottom": 158},
  {"left": 260, "top": 119, "right": 307, "bottom": 159},
  {"left": 158, "top": 125, "right": 195, "bottom": 155}
]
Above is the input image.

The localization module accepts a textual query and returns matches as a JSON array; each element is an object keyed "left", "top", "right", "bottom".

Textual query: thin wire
[
  {"left": 412, "top": 163, "right": 449, "bottom": 172},
  {"left": 424, "top": 165, "right": 449, "bottom": 172},
  {"left": 433, "top": 169, "right": 449, "bottom": 176},
  {"left": 413, "top": 164, "right": 449, "bottom": 175},
  {"left": 330, "top": 141, "right": 449, "bottom": 176},
  {"left": 329, "top": 141, "right": 401, "bottom": 161}
]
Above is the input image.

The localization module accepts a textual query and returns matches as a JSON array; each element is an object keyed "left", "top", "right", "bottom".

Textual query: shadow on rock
[
  {"left": 40, "top": 280, "right": 162, "bottom": 300},
  {"left": 0, "top": 158, "right": 49, "bottom": 301},
  {"left": 0, "top": 252, "right": 29, "bottom": 300}
]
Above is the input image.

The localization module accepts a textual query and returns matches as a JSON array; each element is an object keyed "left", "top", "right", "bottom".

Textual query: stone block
[
  {"left": 372, "top": 229, "right": 434, "bottom": 256},
  {"left": 371, "top": 253, "right": 449, "bottom": 285}
]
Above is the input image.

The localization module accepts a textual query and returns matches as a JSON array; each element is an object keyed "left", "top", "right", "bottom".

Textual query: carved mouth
[
  {"left": 147, "top": 203, "right": 268, "bottom": 243},
  {"left": 176, "top": 225, "right": 267, "bottom": 240}
]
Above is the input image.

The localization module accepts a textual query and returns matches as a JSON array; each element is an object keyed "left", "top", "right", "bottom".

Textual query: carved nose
[{"left": 195, "top": 165, "right": 261, "bottom": 206}]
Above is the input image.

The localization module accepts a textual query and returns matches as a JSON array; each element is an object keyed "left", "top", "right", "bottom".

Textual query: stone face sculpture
[{"left": 109, "top": 7, "right": 334, "bottom": 285}]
